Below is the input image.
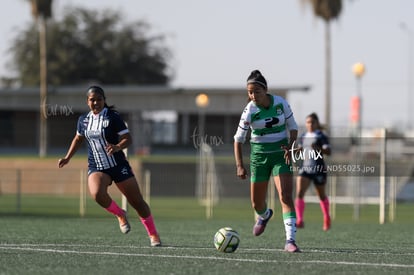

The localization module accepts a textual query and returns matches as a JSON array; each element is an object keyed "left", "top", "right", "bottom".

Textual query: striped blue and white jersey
[
  {"left": 298, "top": 130, "right": 330, "bottom": 173},
  {"left": 77, "top": 107, "right": 129, "bottom": 170}
]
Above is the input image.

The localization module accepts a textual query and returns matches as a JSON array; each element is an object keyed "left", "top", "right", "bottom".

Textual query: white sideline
[{"left": 0, "top": 244, "right": 413, "bottom": 269}]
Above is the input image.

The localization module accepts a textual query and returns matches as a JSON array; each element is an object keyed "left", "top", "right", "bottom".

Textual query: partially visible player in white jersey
[
  {"left": 234, "top": 70, "right": 300, "bottom": 253},
  {"left": 58, "top": 86, "right": 161, "bottom": 247}
]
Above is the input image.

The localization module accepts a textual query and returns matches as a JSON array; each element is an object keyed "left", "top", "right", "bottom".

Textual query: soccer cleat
[
  {"left": 150, "top": 234, "right": 162, "bottom": 247},
  {"left": 323, "top": 216, "right": 331, "bottom": 231},
  {"left": 253, "top": 209, "right": 273, "bottom": 236},
  {"left": 117, "top": 212, "right": 131, "bottom": 234},
  {"left": 296, "top": 220, "right": 304, "bottom": 228},
  {"left": 284, "top": 240, "right": 300, "bottom": 253}
]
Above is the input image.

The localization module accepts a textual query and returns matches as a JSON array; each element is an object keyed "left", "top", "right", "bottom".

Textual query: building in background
[{"left": 0, "top": 85, "right": 309, "bottom": 154}]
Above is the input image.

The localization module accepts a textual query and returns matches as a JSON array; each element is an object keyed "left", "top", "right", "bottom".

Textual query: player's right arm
[
  {"left": 234, "top": 106, "right": 251, "bottom": 180},
  {"left": 234, "top": 141, "right": 247, "bottom": 179},
  {"left": 58, "top": 134, "right": 85, "bottom": 168}
]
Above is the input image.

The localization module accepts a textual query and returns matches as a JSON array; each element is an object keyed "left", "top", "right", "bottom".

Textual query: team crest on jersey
[
  {"left": 275, "top": 103, "right": 284, "bottom": 116},
  {"left": 276, "top": 107, "right": 283, "bottom": 116},
  {"left": 102, "top": 119, "right": 110, "bottom": 128}
]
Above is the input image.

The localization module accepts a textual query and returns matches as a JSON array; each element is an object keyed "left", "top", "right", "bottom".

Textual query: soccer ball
[{"left": 213, "top": 227, "right": 240, "bottom": 253}]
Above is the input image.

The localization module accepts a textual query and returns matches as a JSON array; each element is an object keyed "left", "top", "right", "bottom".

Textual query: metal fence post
[
  {"left": 16, "top": 169, "right": 21, "bottom": 214},
  {"left": 389, "top": 176, "right": 397, "bottom": 222},
  {"left": 144, "top": 169, "right": 151, "bottom": 205},
  {"left": 80, "top": 169, "right": 86, "bottom": 217}
]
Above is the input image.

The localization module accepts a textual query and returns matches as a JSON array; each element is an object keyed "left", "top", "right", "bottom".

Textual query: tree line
[{"left": 3, "top": 5, "right": 172, "bottom": 86}]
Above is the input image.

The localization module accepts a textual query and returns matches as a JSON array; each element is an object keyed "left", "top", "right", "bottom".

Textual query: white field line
[
  {"left": 2, "top": 243, "right": 414, "bottom": 256},
  {"left": 0, "top": 244, "right": 413, "bottom": 269}
]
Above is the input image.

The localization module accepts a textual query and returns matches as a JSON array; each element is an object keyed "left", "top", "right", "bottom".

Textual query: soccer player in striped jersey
[
  {"left": 58, "top": 86, "right": 161, "bottom": 247},
  {"left": 234, "top": 70, "right": 300, "bottom": 253},
  {"left": 295, "top": 112, "right": 331, "bottom": 231}
]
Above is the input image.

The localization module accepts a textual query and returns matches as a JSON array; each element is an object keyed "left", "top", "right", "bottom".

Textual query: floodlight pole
[
  {"left": 195, "top": 94, "right": 210, "bottom": 218},
  {"left": 352, "top": 62, "right": 366, "bottom": 221},
  {"left": 379, "top": 128, "right": 387, "bottom": 224}
]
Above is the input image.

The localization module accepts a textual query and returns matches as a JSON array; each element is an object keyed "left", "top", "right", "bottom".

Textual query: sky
[{"left": 1, "top": 0, "right": 413, "bottom": 132}]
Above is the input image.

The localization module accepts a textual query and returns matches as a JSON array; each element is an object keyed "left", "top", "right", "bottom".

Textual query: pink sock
[
  {"left": 295, "top": 198, "right": 305, "bottom": 223},
  {"left": 320, "top": 197, "right": 330, "bottom": 219},
  {"left": 105, "top": 200, "right": 125, "bottom": 216},
  {"left": 140, "top": 215, "right": 158, "bottom": 236}
]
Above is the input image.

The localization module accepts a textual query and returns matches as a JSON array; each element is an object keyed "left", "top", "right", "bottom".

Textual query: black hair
[
  {"left": 307, "top": 112, "right": 322, "bottom": 129},
  {"left": 86, "top": 85, "right": 115, "bottom": 110},
  {"left": 247, "top": 70, "right": 267, "bottom": 89}
]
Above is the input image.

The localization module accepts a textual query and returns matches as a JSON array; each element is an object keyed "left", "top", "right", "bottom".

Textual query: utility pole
[{"left": 30, "top": 0, "right": 53, "bottom": 157}]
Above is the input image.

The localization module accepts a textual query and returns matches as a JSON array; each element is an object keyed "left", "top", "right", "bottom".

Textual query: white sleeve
[
  {"left": 234, "top": 107, "right": 250, "bottom": 143},
  {"left": 282, "top": 99, "right": 298, "bottom": 131},
  {"left": 285, "top": 114, "right": 298, "bottom": 131}
]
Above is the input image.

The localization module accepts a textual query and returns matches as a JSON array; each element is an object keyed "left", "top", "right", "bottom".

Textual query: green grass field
[{"left": 1, "top": 197, "right": 413, "bottom": 275}]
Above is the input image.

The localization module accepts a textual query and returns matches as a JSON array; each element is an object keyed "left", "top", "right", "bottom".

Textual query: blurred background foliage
[{"left": 7, "top": 3, "right": 172, "bottom": 86}]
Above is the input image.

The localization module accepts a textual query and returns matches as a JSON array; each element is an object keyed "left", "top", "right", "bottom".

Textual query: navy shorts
[
  {"left": 88, "top": 161, "right": 134, "bottom": 184},
  {"left": 298, "top": 170, "right": 327, "bottom": 186}
]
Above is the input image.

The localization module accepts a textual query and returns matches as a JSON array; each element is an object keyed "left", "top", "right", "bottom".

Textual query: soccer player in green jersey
[{"left": 234, "top": 70, "right": 300, "bottom": 252}]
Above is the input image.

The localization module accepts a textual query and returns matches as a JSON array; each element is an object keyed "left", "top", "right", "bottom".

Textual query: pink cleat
[
  {"left": 252, "top": 209, "right": 273, "bottom": 236},
  {"left": 150, "top": 234, "right": 162, "bottom": 247},
  {"left": 323, "top": 216, "right": 331, "bottom": 231},
  {"left": 117, "top": 212, "right": 131, "bottom": 234},
  {"left": 284, "top": 240, "right": 301, "bottom": 253}
]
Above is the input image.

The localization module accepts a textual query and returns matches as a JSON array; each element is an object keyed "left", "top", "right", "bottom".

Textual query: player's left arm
[
  {"left": 280, "top": 98, "right": 298, "bottom": 164},
  {"left": 320, "top": 134, "right": 331, "bottom": 156},
  {"left": 313, "top": 133, "right": 331, "bottom": 156},
  {"left": 106, "top": 112, "right": 132, "bottom": 155},
  {"left": 106, "top": 132, "right": 131, "bottom": 156}
]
